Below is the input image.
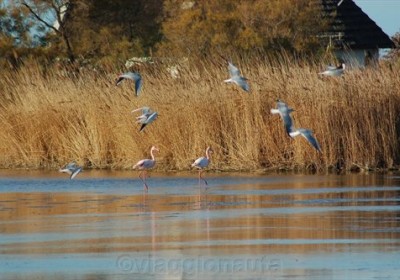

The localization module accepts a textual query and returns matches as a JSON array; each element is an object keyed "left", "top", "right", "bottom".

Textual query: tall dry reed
[{"left": 1, "top": 58, "right": 400, "bottom": 171}]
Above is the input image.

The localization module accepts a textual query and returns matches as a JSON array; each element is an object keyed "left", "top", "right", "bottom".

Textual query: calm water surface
[{"left": 0, "top": 170, "right": 399, "bottom": 280}]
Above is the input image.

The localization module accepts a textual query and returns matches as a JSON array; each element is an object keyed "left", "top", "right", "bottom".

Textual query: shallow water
[{"left": 0, "top": 171, "right": 399, "bottom": 280}]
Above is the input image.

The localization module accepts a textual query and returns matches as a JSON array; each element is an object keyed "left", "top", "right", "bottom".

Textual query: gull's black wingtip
[{"left": 139, "top": 123, "right": 147, "bottom": 132}]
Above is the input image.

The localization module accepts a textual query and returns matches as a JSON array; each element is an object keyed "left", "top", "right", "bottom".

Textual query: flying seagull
[
  {"left": 271, "top": 99, "right": 322, "bottom": 152},
  {"left": 224, "top": 61, "right": 250, "bottom": 92},
  {"left": 131, "top": 107, "right": 158, "bottom": 132},
  {"left": 319, "top": 63, "right": 345, "bottom": 77},
  {"left": 289, "top": 128, "right": 322, "bottom": 153},
  {"left": 59, "top": 161, "right": 82, "bottom": 179},
  {"left": 270, "top": 99, "right": 295, "bottom": 136},
  {"left": 116, "top": 72, "right": 142, "bottom": 96},
  {"left": 132, "top": 146, "right": 159, "bottom": 191},
  {"left": 191, "top": 147, "right": 213, "bottom": 186}
]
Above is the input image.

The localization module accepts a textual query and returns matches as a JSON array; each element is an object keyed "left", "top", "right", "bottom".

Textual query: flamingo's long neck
[
  {"left": 151, "top": 149, "right": 156, "bottom": 161},
  {"left": 205, "top": 148, "right": 211, "bottom": 160}
]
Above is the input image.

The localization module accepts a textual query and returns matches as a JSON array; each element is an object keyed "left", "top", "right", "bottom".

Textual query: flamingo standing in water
[
  {"left": 191, "top": 147, "right": 213, "bottom": 186},
  {"left": 133, "top": 146, "right": 159, "bottom": 191}
]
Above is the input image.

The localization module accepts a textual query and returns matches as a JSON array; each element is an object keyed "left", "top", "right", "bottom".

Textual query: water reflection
[{"left": 0, "top": 172, "right": 399, "bottom": 279}]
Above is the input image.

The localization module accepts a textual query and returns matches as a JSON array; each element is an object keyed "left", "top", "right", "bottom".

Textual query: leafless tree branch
[{"left": 21, "top": 1, "right": 61, "bottom": 34}]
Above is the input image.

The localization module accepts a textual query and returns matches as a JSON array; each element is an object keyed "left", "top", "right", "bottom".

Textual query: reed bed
[{"left": 1, "top": 58, "right": 400, "bottom": 172}]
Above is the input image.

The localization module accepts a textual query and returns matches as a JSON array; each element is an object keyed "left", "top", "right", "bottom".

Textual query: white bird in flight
[
  {"left": 191, "top": 147, "right": 213, "bottom": 186},
  {"left": 224, "top": 62, "right": 250, "bottom": 92},
  {"left": 116, "top": 72, "right": 142, "bottom": 96},
  {"left": 59, "top": 161, "right": 82, "bottom": 179},
  {"left": 132, "top": 146, "right": 159, "bottom": 191},
  {"left": 131, "top": 107, "right": 158, "bottom": 132},
  {"left": 289, "top": 128, "right": 322, "bottom": 153},
  {"left": 270, "top": 99, "right": 295, "bottom": 136},
  {"left": 271, "top": 100, "right": 321, "bottom": 152},
  {"left": 319, "top": 63, "right": 345, "bottom": 77}
]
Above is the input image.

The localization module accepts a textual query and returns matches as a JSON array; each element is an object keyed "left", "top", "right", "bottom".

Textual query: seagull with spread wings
[
  {"left": 131, "top": 107, "right": 158, "bottom": 132},
  {"left": 224, "top": 62, "right": 250, "bottom": 92},
  {"left": 270, "top": 99, "right": 295, "bottom": 136},
  {"left": 116, "top": 72, "right": 143, "bottom": 96},
  {"left": 271, "top": 100, "right": 321, "bottom": 152},
  {"left": 59, "top": 161, "right": 83, "bottom": 179}
]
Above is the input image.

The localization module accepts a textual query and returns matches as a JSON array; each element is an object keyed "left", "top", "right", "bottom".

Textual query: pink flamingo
[
  {"left": 133, "top": 146, "right": 159, "bottom": 190},
  {"left": 191, "top": 147, "right": 213, "bottom": 186}
]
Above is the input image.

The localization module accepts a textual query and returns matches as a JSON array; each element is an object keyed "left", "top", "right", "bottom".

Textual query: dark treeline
[{"left": 0, "top": 0, "right": 399, "bottom": 69}]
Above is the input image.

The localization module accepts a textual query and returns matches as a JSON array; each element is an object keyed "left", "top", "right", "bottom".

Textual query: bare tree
[{"left": 20, "top": 0, "right": 76, "bottom": 62}]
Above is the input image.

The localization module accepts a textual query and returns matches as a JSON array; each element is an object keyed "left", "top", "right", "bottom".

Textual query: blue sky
[{"left": 353, "top": 0, "right": 400, "bottom": 37}]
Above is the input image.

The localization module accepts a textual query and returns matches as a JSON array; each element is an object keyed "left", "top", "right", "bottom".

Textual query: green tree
[
  {"left": 2, "top": 0, "right": 163, "bottom": 67},
  {"left": 157, "top": 0, "right": 328, "bottom": 58},
  {"left": 87, "top": 0, "right": 162, "bottom": 53},
  {"left": 61, "top": 0, "right": 142, "bottom": 66},
  {"left": 48, "top": 0, "right": 163, "bottom": 66}
]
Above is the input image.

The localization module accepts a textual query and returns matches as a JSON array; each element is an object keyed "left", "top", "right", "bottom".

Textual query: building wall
[{"left": 333, "top": 49, "right": 379, "bottom": 68}]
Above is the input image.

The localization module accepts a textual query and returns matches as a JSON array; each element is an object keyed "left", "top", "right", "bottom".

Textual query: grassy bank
[{"left": 1, "top": 59, "right": 400, "bottom": 172}]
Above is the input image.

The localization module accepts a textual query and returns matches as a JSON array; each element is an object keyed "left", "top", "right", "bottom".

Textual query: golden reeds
[{"left": 1, "top": 59, "right": 399, "bottom": 172}]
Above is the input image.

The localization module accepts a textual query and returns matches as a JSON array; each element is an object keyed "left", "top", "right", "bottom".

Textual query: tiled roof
[{"left": 321, "top": 0, "right": 395, "bottom": 49}]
